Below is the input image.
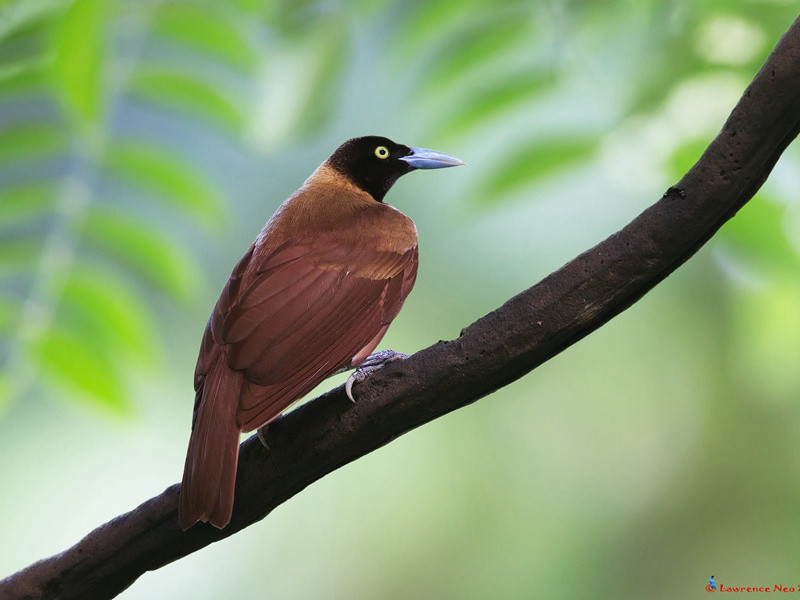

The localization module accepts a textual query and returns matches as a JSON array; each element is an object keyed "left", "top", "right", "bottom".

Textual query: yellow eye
[{"left": 374, "top": 146, "right": 389, "bottom": 159}]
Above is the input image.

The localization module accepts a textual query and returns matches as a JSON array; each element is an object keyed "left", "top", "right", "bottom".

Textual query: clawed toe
[
  {"left": 357, "top": 349, "right": 409, "bottom": 369},
  {"left": 257, "top": 425, "right": 270, "bottom": 450}
]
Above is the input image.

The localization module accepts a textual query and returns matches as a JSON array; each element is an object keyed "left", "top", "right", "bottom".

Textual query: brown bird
[{"left": 179, "top": 136, "right": 463, "bottom": 530}]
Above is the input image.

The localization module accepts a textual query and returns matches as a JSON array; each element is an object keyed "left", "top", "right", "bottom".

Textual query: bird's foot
[{"left": 345, "top": 349, "right": 409, "bottom": 403}]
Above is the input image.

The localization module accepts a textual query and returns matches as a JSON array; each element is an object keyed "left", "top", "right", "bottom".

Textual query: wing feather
[
  {"left": 224, "top": 268, "right": 336, "bottom": 354},
  {"left": 201, "top": 239, "right": 416, "bottom": 431},
  {"left": 237, "top": 294, "right": 384, "bottom": 430}
]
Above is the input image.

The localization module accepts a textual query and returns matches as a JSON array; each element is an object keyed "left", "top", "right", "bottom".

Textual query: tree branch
[{"left": 5, "top": 14, "right": 800, "bottom": 600}]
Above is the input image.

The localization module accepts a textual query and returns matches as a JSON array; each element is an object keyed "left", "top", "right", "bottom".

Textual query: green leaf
[
  {"left": 0, "top": 123, "right": 66, "bottom": 163},
  {"left": 82, "top": 209, "right": 200, "bottom": 302},
  {"left": 0, "top": 0, "right": 66, "bottom": 42},
  {"left": 33, "top": 321, "right": 130, "bottom": 414},
  {"left": 628, "top": 38, "right": 707, "bottom": 114},
  {"left": 483, "top": 137, "right": 598, "bottom": 197},
  {"left": 421, "top": 13, "right": 533, "bottom": 93},
  {"left": 0, "top": 8, "right": 53, "bottom": 97},
  {"left": 0, "top": 296, "right": 17, "bottom": 332},
  {"left": 667, "top": 138, "right": 708, "bottom": 180},
  {"left": 152, "top": 3, "right": 258, "bottom": 73},
  {"left": 0, "top": 239, "right": 39, "bottom": 275},
  {"left": 60, "top": 265, "right": 160, "bottom": 363},
  {"left": 129, "top": 67, "right": 245, "bottom": 133},
  {"left": 397, "top": 0, "right": 478, "bottom": 49},
  {"left": 252, "top": 19, "right": 346, "bottom": 144},
  {"left": 0, "top": 65, "right": 46, "bottom": 94},
  {"left": 50, "top": 0, "right": 106, "bottom": 133},
  {"left": 720, "top": 197, "right": 800, "bottom": 274},
  {"left": 229, "top": 0, "right": 262, "bottom": 13},
  {"left": 434, "top": 71, "right": 554, "bottom": 139},
  {"left": 264, "top": 0, "right": 329, "bottom": 35},
  {"left": 0, "top": 183, "right": 56, "bottom": 225},
  {"left": 104, "top": 141, "right": 226, "bottom": 227},
  {"left": 291, "top": 23, "right": 346, "bottom": 136},
  {"left": 0, "top": 371, "right": 11, "bottom": 416},
  {"left": 0, "top": 52, "right": 49, "bottom": 87}
]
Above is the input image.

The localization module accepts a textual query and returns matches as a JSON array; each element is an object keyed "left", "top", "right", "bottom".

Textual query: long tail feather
[{"left": 179, "top": 356, "right": 242, "bottom": 530}]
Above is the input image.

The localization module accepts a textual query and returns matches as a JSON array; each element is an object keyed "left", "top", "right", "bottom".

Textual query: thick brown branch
[{"left": 4, "top": 14, "right": 800, "bottom": 600}]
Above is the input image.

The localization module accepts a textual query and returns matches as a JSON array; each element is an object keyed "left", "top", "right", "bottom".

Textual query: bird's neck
[
  {"left": 257, "top": 164, "right": 398, "bottom": 247},
  {"left": 304, "top": 163, "right": 375, "bottom": 204}
]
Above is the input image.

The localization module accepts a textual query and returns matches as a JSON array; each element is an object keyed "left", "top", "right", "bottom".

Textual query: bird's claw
[
  {"left": 344, "top": 370, "right": 367, "bottom": 403},
  {"left": 344, "top": 349, "right": 409, "bottom": 402},
  {"left": 257, "top": 424, "right": 269, "bottom": 450}
]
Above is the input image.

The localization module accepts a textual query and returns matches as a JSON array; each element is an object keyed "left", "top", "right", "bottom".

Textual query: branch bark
[{"left": 4, "top": 14, "right": 800, "bottom": 600}]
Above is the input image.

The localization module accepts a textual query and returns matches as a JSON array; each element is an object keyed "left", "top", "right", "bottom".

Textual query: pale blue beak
[{"left": 399, "top": 147, "right": 465, "bottom": 169}]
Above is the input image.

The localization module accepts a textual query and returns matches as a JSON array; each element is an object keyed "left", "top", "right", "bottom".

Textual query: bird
[{"left": 179, "top": 136, "right": 464, "bottom": 530}]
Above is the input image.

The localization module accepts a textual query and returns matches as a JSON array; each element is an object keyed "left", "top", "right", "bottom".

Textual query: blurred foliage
[
  {"left": 0, "top": 0, "right": 342, "bottom": 412},
  {"left": 1, "top": 0, "right": 800, "bottom": 599}
]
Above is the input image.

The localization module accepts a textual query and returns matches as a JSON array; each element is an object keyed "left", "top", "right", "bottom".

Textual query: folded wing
[{"left": 197, "top": 238, "right": 418, "bottom": 432}]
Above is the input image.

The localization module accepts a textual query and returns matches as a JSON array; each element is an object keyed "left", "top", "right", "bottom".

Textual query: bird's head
[{"left": 326, "top": 136, "right": 464, "bottom": 202}]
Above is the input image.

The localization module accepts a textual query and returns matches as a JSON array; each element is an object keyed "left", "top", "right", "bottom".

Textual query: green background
[{"left": 1, "top": 0, "right": 800, "bottom": 598}]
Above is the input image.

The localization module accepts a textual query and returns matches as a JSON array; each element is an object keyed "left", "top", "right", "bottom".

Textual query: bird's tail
[{"left": 179, "top": 356, "right": 242, "bottom": 530}]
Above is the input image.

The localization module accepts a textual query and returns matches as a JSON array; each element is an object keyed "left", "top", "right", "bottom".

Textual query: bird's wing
[
  {"left": 190, "top": 243, "right": 256, "bottom": 426},
  {"left": 202, "top": 238, "right": 417, "bottom": 431}
]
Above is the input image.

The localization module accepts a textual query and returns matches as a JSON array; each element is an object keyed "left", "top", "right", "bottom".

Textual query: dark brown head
[{"left": 326, "top": 136, "right": 464, "bottom": 202}]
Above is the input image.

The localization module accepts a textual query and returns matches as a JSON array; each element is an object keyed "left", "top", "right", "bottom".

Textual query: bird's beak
[{"left": 399, "top": 147, "right": 465, "bottom": 169}]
